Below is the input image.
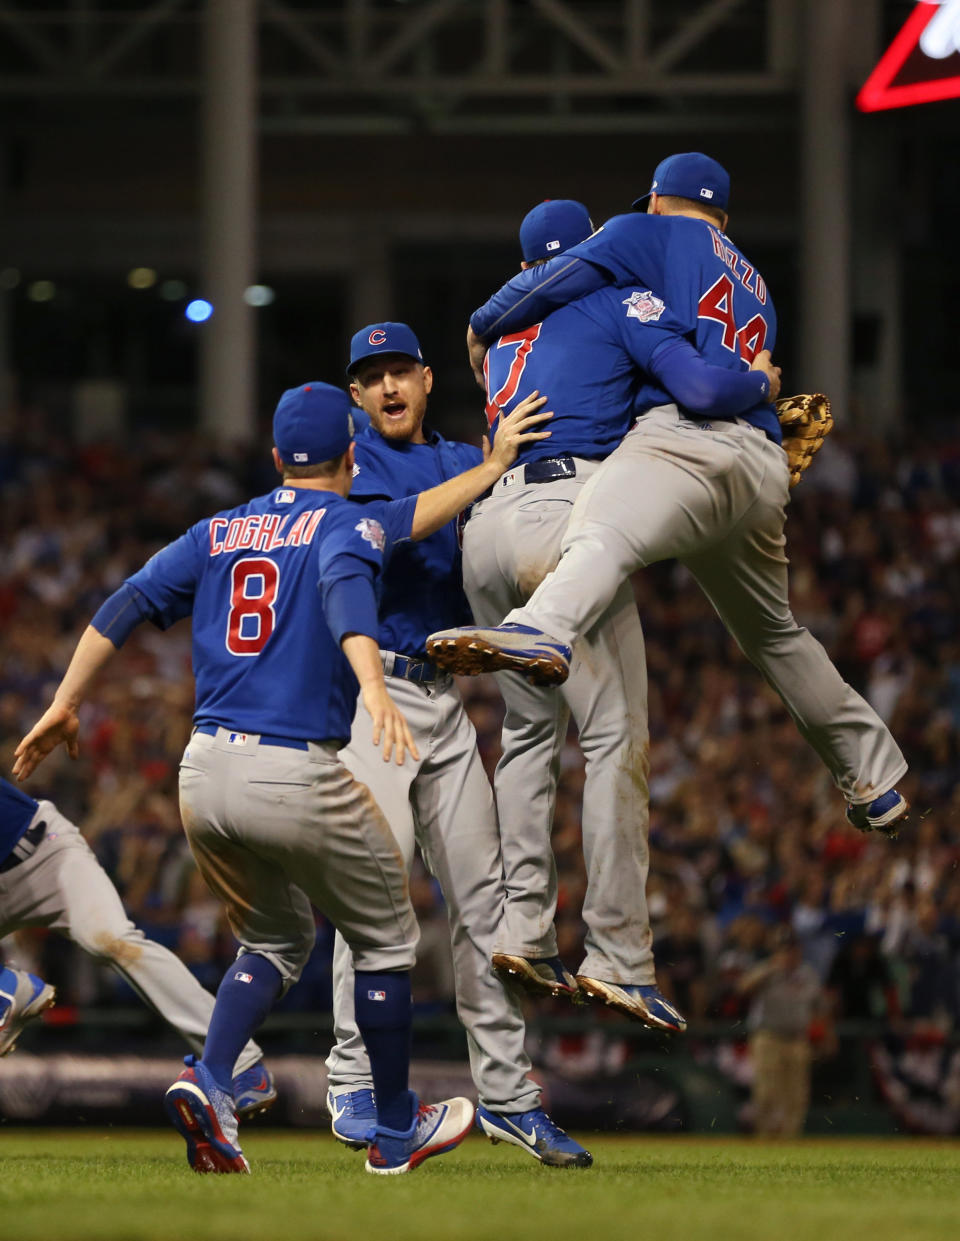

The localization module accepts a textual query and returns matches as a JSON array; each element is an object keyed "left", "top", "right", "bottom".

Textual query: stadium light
[
  {"left": 858, "top": 0, "right": 960, "bottom": 112},
  {"left": 185, "top": 299, "right": 214, "bottom": 322},
  {"left": 243, "top": 285, "right": 275, "bottom": 307}
]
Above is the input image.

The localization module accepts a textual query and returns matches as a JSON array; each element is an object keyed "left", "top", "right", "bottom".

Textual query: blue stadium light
[{"left": 185, "top": 299, "right": 214, "bottom": 322}]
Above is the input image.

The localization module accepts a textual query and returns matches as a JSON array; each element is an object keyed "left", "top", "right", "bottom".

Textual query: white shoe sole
[{"left": 365, "top": 1098, "right": 475, "bottom": 1175}]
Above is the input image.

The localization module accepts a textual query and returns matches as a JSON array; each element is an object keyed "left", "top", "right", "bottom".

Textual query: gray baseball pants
[
  {"left": 0, "top": 798, "right": 262, "bottom": 1073},
  {"left": 509, "top": 406, "right": 908, "bottom": 806},
  {"left": 327, "top": 671, "right": 541, "bottom": 1114},
  {"left": 179, "top": 728, "right": 418, "bottom": 989},
  {"left": 463, "top": 460, "right": 655, "bottom": 984}
]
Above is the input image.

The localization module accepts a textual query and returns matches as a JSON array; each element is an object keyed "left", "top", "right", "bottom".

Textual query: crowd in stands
[{"left": 2, "top": 411, "right": 960, "bottom": 1050}]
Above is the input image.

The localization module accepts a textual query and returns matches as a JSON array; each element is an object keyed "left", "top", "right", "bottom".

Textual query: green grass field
[{"left": 2, "top": 1130, "right": 959, "bottom": 1241}]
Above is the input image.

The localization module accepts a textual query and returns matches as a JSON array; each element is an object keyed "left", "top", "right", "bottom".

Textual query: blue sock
[
  {"left": 354, "top": 970, "right": 414, "bottom": 1131},
  {"left": 201, "top": 953, "right": 282, "bottom": 1093}
]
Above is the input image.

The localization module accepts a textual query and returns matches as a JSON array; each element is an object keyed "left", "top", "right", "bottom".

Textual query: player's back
[
  {"left": 483, "top": 296, "right": 642, "bottom": 465},
  {"left": 568, "top": 213, "right": 779, "bottom": 438},
  {"left": 128, "top": 486, "right": 400, "bottom": 742}
]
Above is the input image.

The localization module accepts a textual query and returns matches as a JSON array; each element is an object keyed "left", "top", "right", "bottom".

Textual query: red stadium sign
[{"left": 857, "top": 0, "right": 960, "bottom": 112}]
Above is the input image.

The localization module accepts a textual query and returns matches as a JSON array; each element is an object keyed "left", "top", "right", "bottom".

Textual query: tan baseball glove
[{"left": 775, "top": 393, "right": 833, "bottom": 488}]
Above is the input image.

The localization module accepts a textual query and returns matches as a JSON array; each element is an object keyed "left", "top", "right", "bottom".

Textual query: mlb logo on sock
[
  {"left": 367, "top": 990, "right": 386, "bottom": 1001},
  {"left": 235, "top": 971, "right": 254, "bottom": 984}
]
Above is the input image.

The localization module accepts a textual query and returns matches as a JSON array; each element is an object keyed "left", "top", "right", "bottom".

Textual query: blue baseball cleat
[
  {"left": 365, "top": 1092, "right": 475, "bottom": 1175},
  {"left": 328, "top": 1086, "right": 377, "bottom": 1150},
  {"left": 576, "top": 977, "right": 687, "bottom": 1033},
  {"left": 0, "top": 968, "right": 56, "bottom": 1056},
  {"left": 492, "top": 953, "right": 578, "bottom": 999},
  {"left": 427, "top": 623, "right": 571, "bottom": 686},
  {"left": 477, "top": 1105, "right": 593, "bottom": 1168},
  {"left": 846, "top": 789, "right": 909, "bottom": 837},
  {"left": 165, "top": 1055, "right": 250, "bottom": 1174},
  {"left": 232, "top": 1060, "right": 278, "bottom": 1120}
]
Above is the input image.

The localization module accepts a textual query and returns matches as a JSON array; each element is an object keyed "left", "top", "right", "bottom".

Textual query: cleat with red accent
[
  {"left": 165, "top": 1055, "right": 250, "bottom": 1173},
  {"left": 365, "top": 1092, "right": 474, "bottom": 1175},
  {"left": 232, "top": 1060, "right": 278, "bottom": 1120}
]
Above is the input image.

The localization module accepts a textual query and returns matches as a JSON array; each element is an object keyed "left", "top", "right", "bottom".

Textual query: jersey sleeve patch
[
  {"left": 622, "top": 290, "right": 666, "bottom": 323},
  {"left": 354, "top": 516, "right": 387, "bottom": 552}
]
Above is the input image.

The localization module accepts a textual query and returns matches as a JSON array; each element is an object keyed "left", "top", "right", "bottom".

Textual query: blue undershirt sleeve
[
  {"left": 90, "top": 582, "right": 154, "bottom": 648},
  {"left": 322, "top": 573, "right": 381, "bottom": 645},
  {"left": 469, "top": 257, "right": 608, "bottom": 341},
  {"left": 647, "top": 336, "right": 771, "bottom": 417}
]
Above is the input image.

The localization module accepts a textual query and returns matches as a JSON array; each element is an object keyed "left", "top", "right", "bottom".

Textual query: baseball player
[
  {"left": 14, "top": 381, "right": 543, "bottom": 1174},
  {"left": 325, "top": 321, "right": 593, "bottom": 1168},
  {"left": 455, "top": 199, "right": 780, "bottom": 1030},
  {"left": 0, "top": 776, "right": 275, "bottom": 1117},
  {"left": 430, "top": 154, "right": 909, "bottom": 899}
]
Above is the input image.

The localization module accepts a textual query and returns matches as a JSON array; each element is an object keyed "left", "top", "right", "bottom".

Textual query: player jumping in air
[
  {"left": 450, "top": 195, "right": 781, "bottom": 1028},
  {"left": 429, "top": 154, "right": 909, "bottom": 863}
]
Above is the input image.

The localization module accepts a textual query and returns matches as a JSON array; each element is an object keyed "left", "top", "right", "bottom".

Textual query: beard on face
[{"left": 367, "top": 396, "right": 426, "bottom": 442}]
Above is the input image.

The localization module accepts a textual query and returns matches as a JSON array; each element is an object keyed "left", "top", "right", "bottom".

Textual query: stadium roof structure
[{"left": 0, "top": 0, "right": 807, "bottom": 136}]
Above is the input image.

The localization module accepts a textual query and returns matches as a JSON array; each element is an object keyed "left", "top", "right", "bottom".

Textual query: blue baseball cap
[
  {"left": 632, "top": 152, "right": 730, "bottom": 211},
  {"left": 519, "top": 199, "right": 594, "bottom": 262},
  {"left": 273, "top": 382, "right": 354, "bottom": 465},
  {"left": 347, "top": 322, "right": 424, "bottom": 375}
]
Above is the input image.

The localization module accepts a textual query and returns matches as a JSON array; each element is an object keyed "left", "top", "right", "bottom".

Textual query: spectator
[{"left": 739, "top": 926, "right": 828, "bottom": 1137}]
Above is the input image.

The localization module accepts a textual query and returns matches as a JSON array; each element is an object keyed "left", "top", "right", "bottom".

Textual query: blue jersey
[
  {"left": 484, "top": 286, "right": 766, "bottom": 464},
  {"left": 472, "top": 214, "right": 780, "bottom": 442},
  {"left": 121, "top": 487, "right": 415, "bottom": 744},
  {"left": 0, "top": 777, "right": 40, "bottom": 865},
  {"left": 351, "top": 425, "right": 481, "bottom": 658}
]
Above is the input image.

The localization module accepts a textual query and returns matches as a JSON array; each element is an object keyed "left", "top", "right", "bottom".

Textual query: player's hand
[
  {"left": 362, "top": 683, "right": 420, "bottom": 766},
  {"left": 13, "top": 701, "right": 80, "bottom": 781},
  {"left": 467, "top": 326, "right": 488, "bottom": 389},
  {"left": 488, "top": 391, "right": 553, "bottom": 474},
  {"left": 750, "top": 349, "right": 782, "bottom": 402}
]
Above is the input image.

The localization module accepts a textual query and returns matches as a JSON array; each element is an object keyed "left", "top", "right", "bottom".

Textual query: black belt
[
  {"left": 523, "top": 455, "right": 578, "bottom": 484},
  {"left": 381, "top": 651, "right": 438, "bottom": 684},
  {"left": 192, "top": 724, "right": 311, "bottom": 752},
  {"left": 0, "top": 818, "right": 47, "bottom": 873}
]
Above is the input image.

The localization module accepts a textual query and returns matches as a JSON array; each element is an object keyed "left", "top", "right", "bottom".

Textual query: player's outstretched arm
[
  {"left": 13, "top": 626, "right": 118, "bottom": 780},
  {"left": 341, "top": 634, "right": 419, "bottom": 765},
  {"left": 409, "top": 391, "right": 552, "bottom": 540}
]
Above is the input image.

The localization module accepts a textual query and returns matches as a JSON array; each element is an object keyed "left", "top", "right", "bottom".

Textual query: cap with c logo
[{"left": 347, "top": 322, "right": 424, "bottom": 375}]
